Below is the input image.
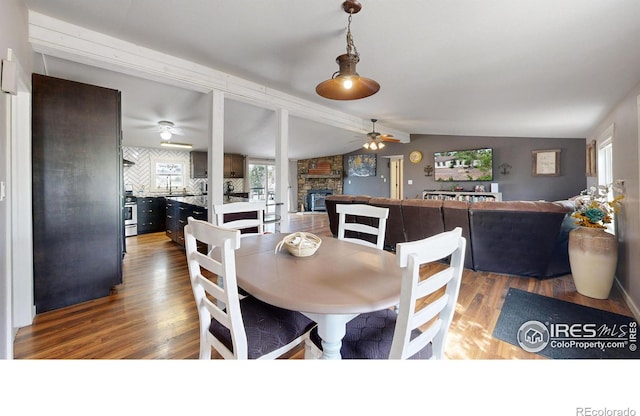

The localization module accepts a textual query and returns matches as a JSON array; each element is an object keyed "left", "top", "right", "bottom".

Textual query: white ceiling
[{"left": 24, "top": 0, "right": 640, "bottom": 159}]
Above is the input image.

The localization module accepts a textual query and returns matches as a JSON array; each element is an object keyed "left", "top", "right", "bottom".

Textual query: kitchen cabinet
[
  {"left": 224, "top": 153, "right": 245, "bottom": 178},
  {"left": 165, "top": 199, "right": 179, "bottom": 243},
  {"left": 166, "top": 199, "right": 207, "bottom": 247},
  {"left": 32, "top": 74, "right": 123, "bottom": 313},
  {"left": 137, "top": 197, "right": 166, "bottom": 234},
  {"left": 190, "top": 151, "right": 207, "bottom": 178}
]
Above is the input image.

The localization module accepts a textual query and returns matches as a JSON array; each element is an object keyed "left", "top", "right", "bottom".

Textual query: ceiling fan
[
  {"left": 154, "top": 120, "right": 184, "bottom": 140},
  {"left": 362, "top": 119, "right": 400, "bottom": 150},
  {"left": 154, "top": 120, "right": 192, "bottom": 149}
]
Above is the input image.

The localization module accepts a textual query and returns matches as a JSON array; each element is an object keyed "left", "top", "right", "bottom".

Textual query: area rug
[{"left": 492, "top": 288, "right": 639, "bottom": 359}]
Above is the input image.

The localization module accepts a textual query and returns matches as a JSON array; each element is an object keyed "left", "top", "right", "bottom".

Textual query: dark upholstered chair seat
[
  {"left": 309, "top": 309, "right": 432, "bottom": 359},
  {"left": 209, "top": 296, "right": 316, "bottom": 359}
]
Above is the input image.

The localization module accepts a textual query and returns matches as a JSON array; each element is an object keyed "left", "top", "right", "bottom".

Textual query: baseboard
[{"left": 614, "top": 277, "right": 640, "bottom": 322}]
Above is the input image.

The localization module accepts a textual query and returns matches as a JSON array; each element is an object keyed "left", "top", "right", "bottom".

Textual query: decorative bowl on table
[{"left": 275, "top": 232, "right": 322, "bottom": 257}]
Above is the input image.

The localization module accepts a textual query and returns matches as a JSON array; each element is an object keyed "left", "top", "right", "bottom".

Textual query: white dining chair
[
  {"left": 184, "top": 217, "right": 315, "bottom": 359},
  {"left": 307, "top": 227, "right": 466, "bottom": 359},
  {"left": 212, "top": 201, "right": 266, "bottom": 237},
  {"left": 336, "top": 203, "right": 389, "bottom": 250}
]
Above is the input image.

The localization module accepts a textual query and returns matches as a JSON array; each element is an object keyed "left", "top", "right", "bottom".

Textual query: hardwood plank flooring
[{"left": 13, "top": 212, "right": 634, "bottom": 359}]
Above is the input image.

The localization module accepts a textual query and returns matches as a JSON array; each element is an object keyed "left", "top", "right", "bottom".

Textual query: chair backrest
[
  {"left": 184, "top": 217, "right": 247, "bottom": 359},
  {"left": 390, "top": 227, "right": 466, "bottom": 359},
  {"left": 212, "top": 201, "right": 265, "bottom": 237},
  {"left": 336, "top": 203, "right": 389, "bottom": 250}
]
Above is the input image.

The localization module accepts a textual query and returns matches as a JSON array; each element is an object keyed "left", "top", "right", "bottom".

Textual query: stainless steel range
[{"left": 124, "top": 195, "right": 138, "bottom": 236}]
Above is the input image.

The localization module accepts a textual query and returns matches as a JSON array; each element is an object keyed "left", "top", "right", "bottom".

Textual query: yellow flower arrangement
[{"left": 572, "top": 183, "right": 624, "bottom": 229}]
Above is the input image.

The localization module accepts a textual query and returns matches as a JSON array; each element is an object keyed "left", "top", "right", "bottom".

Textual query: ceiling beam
[{"left": 28, "top": 10, "right": 410, "bottom": 142}]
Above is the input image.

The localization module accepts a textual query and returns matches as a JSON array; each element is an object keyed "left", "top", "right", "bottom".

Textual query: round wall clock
[{"left": 409, "top": 150, "right": 423, "bottom": 164}]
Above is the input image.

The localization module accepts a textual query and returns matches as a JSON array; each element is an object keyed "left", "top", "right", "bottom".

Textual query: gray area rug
[{"left": 492, "top": 288, "right": 639, "bottom": 359}]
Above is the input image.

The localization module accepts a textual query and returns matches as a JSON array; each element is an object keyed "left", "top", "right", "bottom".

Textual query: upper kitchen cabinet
[
  {"left": 32, "top": 74, "right": 123, "bottom": 313},
  {"left": 190, "top": 151, "right": 207, "bottom": 178},
  {"left": 224, "top": 153, "right": 245, "bottom": 178}
]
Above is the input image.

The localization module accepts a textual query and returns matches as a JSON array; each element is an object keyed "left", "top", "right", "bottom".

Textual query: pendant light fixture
[{"left": 316, "top": 1, "right": 380, "bottom": 100}]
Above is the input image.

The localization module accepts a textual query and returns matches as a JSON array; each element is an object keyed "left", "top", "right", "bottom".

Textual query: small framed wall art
[
  {"left": 586, "top": 140, "right": 597, "bottom": 177},
  {"left": 531, "top": 149, "right": 561, "bottom": 177}
]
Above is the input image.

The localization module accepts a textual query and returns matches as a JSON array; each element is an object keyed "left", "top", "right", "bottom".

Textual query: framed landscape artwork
[{"left": 347, "top": 154, "right": 377, "bottom": 177}]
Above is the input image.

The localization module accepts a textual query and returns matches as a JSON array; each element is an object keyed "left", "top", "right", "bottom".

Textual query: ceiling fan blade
[
  {"left": 152, "top": 126, "right": 184, "bottom": 136},
  {"left": 381, "top": 135, "right": 400, "bottom": 142}
]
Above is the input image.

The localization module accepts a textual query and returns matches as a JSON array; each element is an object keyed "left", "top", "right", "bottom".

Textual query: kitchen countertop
[
  {"left": 165, "top": 195, "right": 249, "bottom": 208},
  {"left": 165, "top": 195, "right": 207, "bottom": 207}
]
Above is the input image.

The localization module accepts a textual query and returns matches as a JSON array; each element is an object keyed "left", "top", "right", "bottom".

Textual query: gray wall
[
  {"left": 344, "top": 135, "right": 587, "bottom": 201},
  {"left": 587, "top": 81, "right": 640, "bottom": 319}
]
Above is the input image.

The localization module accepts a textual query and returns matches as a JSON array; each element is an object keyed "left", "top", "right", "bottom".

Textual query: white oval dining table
[{"left": 234, "top": 233, "right": 402, "bottom": 359}]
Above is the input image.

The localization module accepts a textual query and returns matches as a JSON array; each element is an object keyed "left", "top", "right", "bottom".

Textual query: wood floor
[{"left": 13, "top": 212, "right": 634, "bottom": 360}]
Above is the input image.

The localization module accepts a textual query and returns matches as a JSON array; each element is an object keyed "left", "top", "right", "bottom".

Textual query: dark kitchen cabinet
[
  {"left": 165, "top": 199, "right": 179, "bottom": 243},
  {"left": 190, "top": 151, "right": 207, "bottom": 178},
  {"left": 165, "top": 200, "right": 207, "bottom": 247},
  {"left": 137, "top": 197, "right": 166, "bottom": 234},
  {"left": 224, "top": 153, "right": 245, "bottom": 178},
  {"left": 32, "top": 74, "right": 123, "bottom": 313}
]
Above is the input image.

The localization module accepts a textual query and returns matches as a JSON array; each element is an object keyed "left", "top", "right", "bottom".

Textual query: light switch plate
[
  {"left": 0, "top": 180, "right": 5, "bottom": 201},
  {"left": 407, "top": 179, "right": 413, "bottom": 185}
]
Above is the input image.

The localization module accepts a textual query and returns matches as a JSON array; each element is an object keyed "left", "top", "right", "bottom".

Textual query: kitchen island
[
  {"left": 165, "top": 196, "right": 208, "bottom": 247},
  {"left": 164, "top": 195, "right": 251, "bottom": 247}
]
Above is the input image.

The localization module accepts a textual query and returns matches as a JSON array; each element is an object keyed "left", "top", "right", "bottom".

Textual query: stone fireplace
[
  {"left": 307, "top": 189, "right": 334, "bottom": 212},
  {"left": 297, "top": 155, "right": 343, "bottom": 211}
]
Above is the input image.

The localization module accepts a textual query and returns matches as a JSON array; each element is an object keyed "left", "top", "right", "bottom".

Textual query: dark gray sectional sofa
[{"left": 325, "top": 195, "right": 577, "bottom": 279}]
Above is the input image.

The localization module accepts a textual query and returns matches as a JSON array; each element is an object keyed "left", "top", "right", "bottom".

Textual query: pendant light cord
[{"left": 345, "top": 11, "right": 359, "bottom": 58}]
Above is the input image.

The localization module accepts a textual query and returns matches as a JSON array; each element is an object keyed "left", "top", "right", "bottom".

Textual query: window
[
  {"left": 151, "top": 158, "right": 186, "bottom": 193},
  {"left": 597, "top": 125, "right": 615, "bottom": 233},
  {"left": 248, "top": 160, "right": 276, "bottom": 202}
]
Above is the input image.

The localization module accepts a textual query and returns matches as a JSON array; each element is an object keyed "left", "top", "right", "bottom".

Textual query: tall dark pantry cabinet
[{"left": 32, "top": 74, "right": 123, "bottom": 313}]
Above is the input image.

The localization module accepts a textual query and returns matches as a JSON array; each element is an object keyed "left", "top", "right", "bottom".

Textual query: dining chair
[
  {"left": 336, "top": 203, "right": 389, "bottom": 250},
  {"left": 306, "top": 227, "right": 466, "bottom": 359},
  {"left": 212, "top": 201, "right": 266, "bottom": 236},
  {"left": 184, "top": 217, "right": 316, "bottom": 359}
]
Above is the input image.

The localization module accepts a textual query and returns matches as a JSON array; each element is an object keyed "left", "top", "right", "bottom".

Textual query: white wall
[
  {"left": 0, "top": 0, "right": 33, "bottom": 359},
  {"left": 587, "top": 81, "right": 640, "bottom": 318}
]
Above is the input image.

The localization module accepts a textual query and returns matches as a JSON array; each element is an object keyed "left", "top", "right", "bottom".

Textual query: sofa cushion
[
  {"left": 400, "top": 199, "right": 444, "bottom": 243},
  {"left": 470, "top": 200, "right": 572, "bottom": 213},
  {"left": 325, "top": 195, "right": 355, "bottom": 237},
  {"left": 469, "top": 201, "right": 573, "bottom": 278},
  {"left": 442, "top": 200, "right": 474, "bottom": 270},
  {"left": 369, "top": 197, "right": 407, "bottom": 251}
]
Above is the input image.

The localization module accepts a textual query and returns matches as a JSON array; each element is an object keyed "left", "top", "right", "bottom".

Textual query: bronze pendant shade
[{"left": 316, "top": 1, "right": 380, "bottom": 100}]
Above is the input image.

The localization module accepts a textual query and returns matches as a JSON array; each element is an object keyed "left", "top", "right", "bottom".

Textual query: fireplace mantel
[{"left": 301, "top": 174, "right": 342, "bottom": 179}]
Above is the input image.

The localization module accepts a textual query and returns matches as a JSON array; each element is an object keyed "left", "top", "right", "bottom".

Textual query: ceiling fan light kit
[
  {"left": 316, "top": 1, "right": 380, "bottom": 100},
  {"left": 362, "top": 118, "right": 397, "bottom": 150},
  {"left": 160, "top": 142, "right": 192, "bottom": 149},
  {"left": 157, "top": 120, "right": 192, "bottom": 148}
]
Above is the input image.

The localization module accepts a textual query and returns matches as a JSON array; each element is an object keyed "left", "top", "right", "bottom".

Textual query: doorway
[
  {"left": 248, "top": 160, "right": 277, "bottom": 230},
  {"left": 389, "top": 158, "right": 404, "bottom": 199}
]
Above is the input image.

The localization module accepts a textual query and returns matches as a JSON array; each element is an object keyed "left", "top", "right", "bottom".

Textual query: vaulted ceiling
[{"left": 24, "top": 0, "right": 640, "bottom": 159}]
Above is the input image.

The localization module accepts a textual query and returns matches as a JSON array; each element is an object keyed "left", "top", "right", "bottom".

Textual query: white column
[
  {"left": 275, "top": 108, "right": 289, "bottom": 233},
  {"left": 208, "top": 89, "right": 225, "bottom": 219}
]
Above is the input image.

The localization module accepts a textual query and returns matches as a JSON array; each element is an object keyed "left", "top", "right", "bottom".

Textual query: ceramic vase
[{"left": 568, "top": 227, "right": 618, "bottom": 299}]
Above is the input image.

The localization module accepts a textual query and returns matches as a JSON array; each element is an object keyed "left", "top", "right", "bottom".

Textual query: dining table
[{"left": 234, "top": 232, "right": 402, "bottom": 359}]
